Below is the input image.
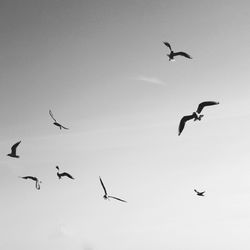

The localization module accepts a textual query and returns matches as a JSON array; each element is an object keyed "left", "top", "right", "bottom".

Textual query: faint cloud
[
  {"left": 82, "top": 244, "right": 94, "bottom": 250},
  {"left": 49, "top": 224, "right": 77, "bottom": 240},
  {"left": 134, "top": 75, "right": 166, "bottom": 86}
]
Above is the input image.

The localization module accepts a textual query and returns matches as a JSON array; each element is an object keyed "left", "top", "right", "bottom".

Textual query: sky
[{"left": 1, "top": 0, "right": 250, "bottom": 249}]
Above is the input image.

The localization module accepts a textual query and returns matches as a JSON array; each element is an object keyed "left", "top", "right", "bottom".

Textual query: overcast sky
[{"left": 1, "top": 0, "right": 250, "bottom": 249}]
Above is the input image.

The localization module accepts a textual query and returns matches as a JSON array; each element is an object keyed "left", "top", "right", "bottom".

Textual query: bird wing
[
  {"left": 20, "top": 176, "right": 37, "bottom": 181},
  {"left": 108, "top": 196, "right": 127, "bottom": 202},
  {"left": 200, "top": 191, "right": 205, "bottom": 195},
  {"left": 196, "top": 101, "right": 219, "bottom": 114},
  {"left": 19, "top": 176, "right": 29, "bottom": 180},
  {"left": 178, "top": 114, "right": 196, "bottom": 136},
  {"left": 63, "top": 172, "right": 74, "bottom": 179},
  {"left": 11, "top": 141, "right": 21, "bottom": 154},
  {"left": 194, "top": 189, "right": 198, "bottom": 194},
  {"left": 173, "top": 51, "right": 192, "bottom": 59},
  {"left": 49, "top": 110, "right": 57, "bottom": 122},
  {"left": 99, "top": 177, "right": 107, "bottom": 195},
  {"left": 36, "top": 181, "right": 41, "bottom": 190},
  {"left": 163, "top": 42, "right": 172, "bottom": 52},
  {"left": 61, "top": 125, "right": 69, "bottom": 130}
]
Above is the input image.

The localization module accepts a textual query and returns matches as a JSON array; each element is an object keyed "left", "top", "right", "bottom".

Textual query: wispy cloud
[{"left": 134, "top": 75, "right": 166, "bottom": 86}]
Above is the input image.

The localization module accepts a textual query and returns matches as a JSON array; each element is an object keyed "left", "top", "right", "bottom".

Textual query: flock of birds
[{"left": 6, "top": 42, "right": 220, "bottom": 200}]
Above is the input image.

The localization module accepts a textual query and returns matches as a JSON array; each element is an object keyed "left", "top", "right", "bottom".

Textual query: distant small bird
[
  {"left": 194, "top": 189, "right": 205, "bottom": 196},
  {"left": 7, "top": 141, "right": 21, "bottom": 158},
  {"left": 49, "top": 110, "right": 69, "bottom": 130},
  {"left": 178, "top": 101, "right": 219, "bottom": 136},
  {"left": 19, "top": 176, "right": 42, "bottom": 190},
  {"left": 56, "top": 166, "right": 74, "bottom": 180},
  {"left": 99, "top": 176, "right": 127, "bottom": 203},
  {"left": 163, "top": 42, "right": 192, "bottom": 61}
]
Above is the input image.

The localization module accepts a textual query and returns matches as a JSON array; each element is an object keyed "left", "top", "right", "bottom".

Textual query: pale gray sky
[{"left": 1, "top": 0, "right": 250, "bottom": 249}]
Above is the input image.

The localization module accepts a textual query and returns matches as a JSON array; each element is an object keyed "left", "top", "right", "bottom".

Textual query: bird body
[
  {"left": 53, "top": 122, "right": 69, "bottom": 130},
  {"left": 99, "top": 177, "right": 127, "bottom": 203},
  {"left": 7, "top": 141, "right": 21, "bottom": 158},
  {"left": 56, "top": 166, "right": 74, "bottom": 180},
  {"left": 194, "top": 189, "right": 205, "bottom": 196},
  {"left": 163, "top": 42, "right": 192, "bottom": 61}
]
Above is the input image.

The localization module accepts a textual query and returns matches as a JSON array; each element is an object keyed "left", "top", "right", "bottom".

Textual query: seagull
[
  {"left": 194, "top": 189, "right": 205, "bottom": 196},
  {"left": 178, "top": 101, "right": 219, "bottom": 135},
  {"left": 49, "top": 110, "right": 69, "bottom": 130},
  {"left": 19, "top": 176, "right": 42, "bottom": 190},
  {"left": 56, "top": 166, "right": 74, "bottom": 180},
  {"left": 163, "top": 42, "right": 192, "bottom": 61},
  {"left": 99, "top": 176, "right": 127, "bottom": 202},
  {"left": 7, "top": 141, "right": 21, "bottom": 158}
]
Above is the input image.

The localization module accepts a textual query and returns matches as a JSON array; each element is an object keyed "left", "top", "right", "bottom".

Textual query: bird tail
[{"left": 198, "top": 114, "right": 204, "bottom": 120}]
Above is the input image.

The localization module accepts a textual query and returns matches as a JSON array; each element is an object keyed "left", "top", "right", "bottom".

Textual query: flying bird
[
  {"left": 56, "top": 166, "right": 74, "bottom": 180},
  {"left": 19, "top": 176, "right": 42, "bottom": 190},
  {"left": 194, "top": 189, "right": 205, "bottom": 196},
  {"left": 163, "top": 42, "right": 192, "bottom": 61},
  {"left": 178, "top": 101, "right": 219, "bottom": 135},
  {"left": 7, "top": 141, "right": 21, "bottom": 158},
  {"left": 49, "top": 110, "right": 69, "bottom": 130},
  {"left": 99, "top": 176, "right": 127, "bottom": 202}
]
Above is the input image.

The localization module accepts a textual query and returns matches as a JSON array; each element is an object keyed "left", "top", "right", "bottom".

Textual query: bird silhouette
[
  {"left": 56, "top": 166, "right": 74, "bottom": 180},
  {"left": 19, "top": 176, "right": 42, "bottom": 190},
  {"left": 99, "top": 176, "right": 127, "bottom": 202},
  {"left": 194, "top": 189, "right": 205, "bottom": 196},
  {"left": 49, "top": 110, "right": 69, "bottom": 130},
  {"left": 163, "top": 42, "right": 192, "bottom": 61},
  {"left": 7, "top": 141, "right": 21, "bottom": 158},
  {"left": 178, "top": 101, "right": 219, "bottom": 135}
]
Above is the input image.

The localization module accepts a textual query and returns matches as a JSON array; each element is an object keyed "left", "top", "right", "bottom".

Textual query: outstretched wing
[
  {"left": 194, "top": 189, "right": 198, "bottom": 194},
  {"left": 178, "top": 113, "right": 196, "bottom": 136},
  {"left": 99, "top": 177, "right": 107, "bottom": 195},
  {"left": 63, "top": 172, "right": 74, "bottom": 179},
  {"left": 19, "top": 176, "right": 29, "bottom": 180},
  {"left": 11, "top": 141, "right": 21, "bottom": 154},
  {"left": 196, "top": 101, "right": 219, "bottom": 114},
  {"left": 20, "top": 176, "right": 37, "bottom": 181},
  {"left": 61, "top": 125, "right": 69, "bottom": 130},
  {"left": 173, "top": 51, "right": 192, "bottom": 59},
  {"left": 163, "top": 42, "right": 172, "bottom": 52},
  {"left": 49, "top": 110, "right": 57, "bottom": 122},
  {"left": 108, "top": 196, "right": 127, "bottom": 203}
]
